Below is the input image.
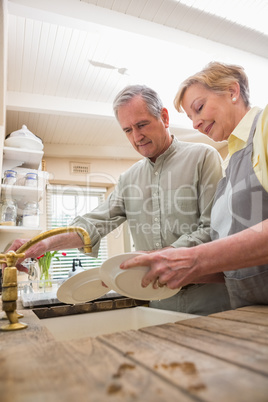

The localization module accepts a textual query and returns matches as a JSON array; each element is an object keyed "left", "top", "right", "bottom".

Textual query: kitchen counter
[{"left": 0, "top": 303, "right": 268, "bottom": 401}]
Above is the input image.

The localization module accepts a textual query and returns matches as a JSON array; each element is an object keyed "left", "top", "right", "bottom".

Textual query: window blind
[{"left": 46, "top": 184, "right": 108, "bottom": 279}]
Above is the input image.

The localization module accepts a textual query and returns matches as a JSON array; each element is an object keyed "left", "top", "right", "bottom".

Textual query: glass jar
[
  {"left": 3, "top": 170, "right": 17, "bottom": 185},
  {"left": 25, "top": 172, "right": 38, "bottom": 187},
  {"left": 0, "top": 198, "right": 17, "bottom": 226},
  {"left": 22, "top": 201, "right": 40, "bottom": 227}
]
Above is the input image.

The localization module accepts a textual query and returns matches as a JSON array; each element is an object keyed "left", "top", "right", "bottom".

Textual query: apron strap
[{"left": 247, "top": 110, "right": 262, "bottom": 144}]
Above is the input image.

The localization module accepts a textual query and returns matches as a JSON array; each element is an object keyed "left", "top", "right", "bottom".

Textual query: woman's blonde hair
[{"left": 174, "top": 61, "right": 250, "bottom": 112}]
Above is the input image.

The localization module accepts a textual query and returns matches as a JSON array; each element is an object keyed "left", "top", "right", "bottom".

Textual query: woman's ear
[{"left": 229, "top": 82, "right": 240, "bottom": 101}]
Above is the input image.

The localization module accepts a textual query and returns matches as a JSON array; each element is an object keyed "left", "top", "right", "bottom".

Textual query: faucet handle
[{"left": 0, "top": 251, "right": 25, "bottom": 267}]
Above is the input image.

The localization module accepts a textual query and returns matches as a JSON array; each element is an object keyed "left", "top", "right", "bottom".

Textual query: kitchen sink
[{"left": 40, "top": 306, "right": 197, "bottom": 340}]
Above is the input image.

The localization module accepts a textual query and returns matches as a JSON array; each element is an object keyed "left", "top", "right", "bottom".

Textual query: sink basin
[{"left": 40, "top": 307, "right": 197, "bottom": 340}]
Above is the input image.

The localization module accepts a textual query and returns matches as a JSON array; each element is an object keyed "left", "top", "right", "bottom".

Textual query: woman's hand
[{"left": 120, "top": 247, "right": 198, "bottom": 289}]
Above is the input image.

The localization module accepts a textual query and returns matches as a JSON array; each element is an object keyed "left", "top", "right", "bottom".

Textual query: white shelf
[
  {"left": 0, "top": 225, "right": 42, "bottom": 234},
  {"left": 3, "top": 146, "right": 44, "bottom": 170},
  {"left": 1, "top": 184, "right": 43, "bottom": 205},
  {"left": 0, "top": 145, "right": 46, "bottom": 251},
  {"left": 0, "top": 226, "right": 43, "bottom": 250}
]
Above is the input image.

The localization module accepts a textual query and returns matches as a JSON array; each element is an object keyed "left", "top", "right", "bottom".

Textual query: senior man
[{"left": 10, "top": 85, "right": 231, "bottom": 315}]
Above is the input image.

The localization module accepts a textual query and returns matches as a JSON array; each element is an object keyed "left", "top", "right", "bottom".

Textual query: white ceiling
[{"left": 6, "top": 0, "right": 268, "bottom": 160}]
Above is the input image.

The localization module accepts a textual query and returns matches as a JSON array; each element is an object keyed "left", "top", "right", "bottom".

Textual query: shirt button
[
  {"left": 155, "top": 242, "right": 160, "bottom": 247},
  {"left": 154, "top": 171, "right": 159, "bottom": 175},
  {"left": 154, "top": 218, "right": 158, "bottom": 222}
]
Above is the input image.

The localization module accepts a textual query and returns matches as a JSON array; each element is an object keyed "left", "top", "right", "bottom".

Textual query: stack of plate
[{"left": 57, "top": 252, "right": 179, "bottom": 305}]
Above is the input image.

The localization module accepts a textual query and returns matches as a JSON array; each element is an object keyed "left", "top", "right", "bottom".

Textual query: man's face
[{"left": 117, "top": 95, "right": 172, "bottom": 162}]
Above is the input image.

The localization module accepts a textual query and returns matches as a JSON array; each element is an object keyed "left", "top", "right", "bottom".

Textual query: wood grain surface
[{"left": 1, "top": 304, "right": 268, "bottom": 402}]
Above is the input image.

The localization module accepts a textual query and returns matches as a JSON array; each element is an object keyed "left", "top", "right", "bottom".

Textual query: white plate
[
  {"left": 100, "top": 253, "right": 180, "bottom": 301},
  {"left": 57, "top": 268, "right": 110, "bottom": 304}
]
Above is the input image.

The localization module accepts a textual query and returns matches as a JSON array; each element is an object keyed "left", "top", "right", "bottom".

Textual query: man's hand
[{"left": 4, "top": 238, "right": 49, "bottom": 272}]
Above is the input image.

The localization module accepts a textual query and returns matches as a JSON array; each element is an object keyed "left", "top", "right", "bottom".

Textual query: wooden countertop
[{"left": 1, "top": 304, "right": 268, "bottom": 401}]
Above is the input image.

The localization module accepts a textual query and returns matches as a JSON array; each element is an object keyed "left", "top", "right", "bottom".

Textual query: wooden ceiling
[{"left": 6, "top": 0, "right": 268, "bottom": 160}]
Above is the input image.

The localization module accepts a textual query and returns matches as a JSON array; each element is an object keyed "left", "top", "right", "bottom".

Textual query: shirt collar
[
  {"left": 146, "top": 135, "right": 175, "bottom": 166},
  {"left": 228, "top": 107, "right": 262, "bottom": 156}
]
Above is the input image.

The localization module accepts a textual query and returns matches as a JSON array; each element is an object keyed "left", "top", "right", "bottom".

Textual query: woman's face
[{"left": 181, "top": 83, "right": 237, "bottom": 142}]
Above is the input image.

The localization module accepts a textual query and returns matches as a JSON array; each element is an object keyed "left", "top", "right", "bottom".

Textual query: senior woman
[{"left": 120, "top": 61, "right": 268, "bottom": 309}]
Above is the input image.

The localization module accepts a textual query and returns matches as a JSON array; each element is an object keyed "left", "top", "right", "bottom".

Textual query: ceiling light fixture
[{"left": 88, "top": 60, "right": 129, "bottom": 75}]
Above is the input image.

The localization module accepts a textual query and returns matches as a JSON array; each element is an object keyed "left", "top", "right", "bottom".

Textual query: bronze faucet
[{"left": 0, "top": 227, "right": 91, "bottom": 331}]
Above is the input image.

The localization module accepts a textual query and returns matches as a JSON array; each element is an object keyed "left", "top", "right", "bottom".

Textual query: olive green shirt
[{"left": 72, "top": 136, "right": 222, "bottom": 257}]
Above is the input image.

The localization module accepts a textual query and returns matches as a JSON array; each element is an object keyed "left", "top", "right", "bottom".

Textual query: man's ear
[{"left": 161, "top": 108, "right": 169, "bottom": 127}]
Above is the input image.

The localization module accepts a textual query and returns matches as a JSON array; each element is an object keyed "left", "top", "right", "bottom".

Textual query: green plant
[{"left": 37, "top": 251, "right": 59, "bottom": 285}]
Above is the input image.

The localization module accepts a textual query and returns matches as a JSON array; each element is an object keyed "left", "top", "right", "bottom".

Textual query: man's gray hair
[{"left": 113, "top": 85, "right": 163, "bottom": 120}]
